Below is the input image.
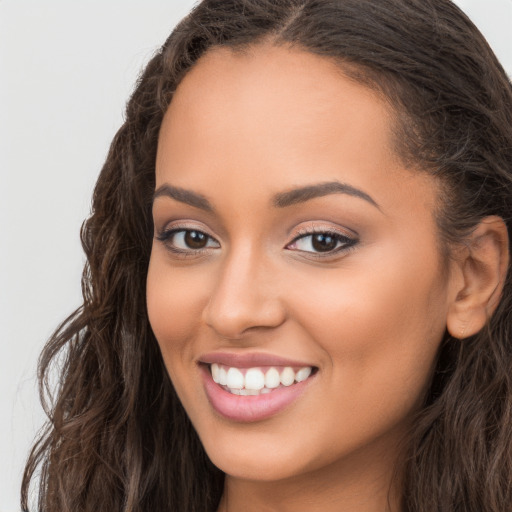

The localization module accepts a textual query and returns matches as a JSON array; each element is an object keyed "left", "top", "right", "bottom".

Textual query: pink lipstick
[{"left": 198, "top": 352, "right": 317, "bottom": 422}]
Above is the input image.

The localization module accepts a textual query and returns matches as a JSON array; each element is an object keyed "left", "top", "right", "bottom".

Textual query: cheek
[
  {"left": 288, "top": 242, "right": 448, "bottom": 408},
  {"left": 146, "top": 252, "right": 214, "bottom": 422},
  {"left": 146, "top": 252, "right": 208, "bottom": 367}
]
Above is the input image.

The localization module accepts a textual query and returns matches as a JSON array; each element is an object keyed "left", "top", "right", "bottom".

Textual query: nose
[{"left": 202, "top": 246, "right": 286, "bottom": 340}]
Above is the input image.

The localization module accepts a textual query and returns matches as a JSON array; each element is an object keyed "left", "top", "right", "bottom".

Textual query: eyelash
[
  {"left": 155, "top": 225, "right": 358, "bottom": 259},
  {"left": 155, "top": 225, "right": 219, "bottom": 258},
  {"left": 288, "top": 227, "right": 358, "bottom": 258}
]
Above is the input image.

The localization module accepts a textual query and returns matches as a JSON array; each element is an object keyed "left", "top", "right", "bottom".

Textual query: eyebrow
[
  {"left": 153, "top": 180, "right": 379, "bottom": 212},
  {"left": 272, "top": 181, "right": 380, "bottom": 209},
  {"left": 153, "top": 184, "right": 214, "bottom": 212}
]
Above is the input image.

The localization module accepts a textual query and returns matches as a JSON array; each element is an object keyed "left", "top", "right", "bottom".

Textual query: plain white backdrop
[{"left": 0, "top": 1, "right": 510, "bottom": 510}]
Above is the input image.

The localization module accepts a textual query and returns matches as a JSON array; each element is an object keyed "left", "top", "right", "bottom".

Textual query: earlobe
[{"left": 446, "top": 216, "right": 509, "bottom": 340}]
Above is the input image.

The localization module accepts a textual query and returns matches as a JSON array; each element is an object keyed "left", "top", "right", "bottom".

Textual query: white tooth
[
  {"left": 219, "top": 367, "right": 227, "bottom": 386},
  {"left": 260, "top": 387, "right": 272, "bottom": 394},
  {"left": 281, "top": 367, "right": 295, "bottom": 386},
  {"left": 211, "top": 363, "right": 220, "bottom": 383},
  {"left": 230, "top": 388, "right": 241, "bottom": 395},
  {"left": 239, "top": 389, "right": 259, "bottom": 396},
  {"left": 245, "top": 368, "right": 265, "bottom": 390},
  {"left": 265, "top": 367, "right": 280, "bottom": 389},
  {"left": 295, "top": 367, "right": 312, "bottom": 382},
  {"left": 226, "top": 367, "right": 244, "bottom": 389}
]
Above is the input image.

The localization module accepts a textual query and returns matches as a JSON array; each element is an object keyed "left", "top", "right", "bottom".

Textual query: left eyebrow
[
  {"left": 153, "top": 184, "right": 214, "bottom": 212},
  {"left": 272, "top": 181, "right": 380, "bottom": 210}
]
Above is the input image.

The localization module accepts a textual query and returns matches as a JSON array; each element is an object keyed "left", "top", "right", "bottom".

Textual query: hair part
[{"left": 23, "top": 1, "right": 512, "bottom": 511}]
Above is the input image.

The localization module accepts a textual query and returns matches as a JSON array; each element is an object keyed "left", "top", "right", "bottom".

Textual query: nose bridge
[{"left": 202, "top": 240, "right": 285, "bottom": 338}]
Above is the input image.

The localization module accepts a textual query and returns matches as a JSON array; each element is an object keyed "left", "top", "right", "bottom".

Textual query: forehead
[
  {"left": 156, "top": 44, "right": 436, "bottom": 220},
  {"left": 163, "top": 44, "right": 394, "bottom": 145}
]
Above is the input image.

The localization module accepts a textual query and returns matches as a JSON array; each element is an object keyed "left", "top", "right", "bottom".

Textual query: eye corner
[
  {"left": 286, "top": 228, "right": 358, "bottom": 258},
  {"left": 155, "top": 225, "right": 220, "bottom": 259}
]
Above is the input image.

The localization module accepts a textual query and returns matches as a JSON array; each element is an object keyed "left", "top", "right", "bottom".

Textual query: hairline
[{"left": 170, "top": 38, "right": 455, "bottom": 270}]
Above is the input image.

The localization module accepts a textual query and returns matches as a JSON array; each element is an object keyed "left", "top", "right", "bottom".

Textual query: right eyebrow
[
  {"left": 153, "top": 184, "right": 214, "bottom": 213},
  {"left": 272, "top": 181, "right": 380, "bottom": 210}
]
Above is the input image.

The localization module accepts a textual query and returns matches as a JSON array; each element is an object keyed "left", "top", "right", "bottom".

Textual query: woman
[{"left": 22, "top": 0, "right": 512, "bottom": 511}]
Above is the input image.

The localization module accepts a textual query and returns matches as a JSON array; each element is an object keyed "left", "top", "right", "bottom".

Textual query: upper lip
[{"left": 198, "top": 351, "right": 315, "bottom": 368}]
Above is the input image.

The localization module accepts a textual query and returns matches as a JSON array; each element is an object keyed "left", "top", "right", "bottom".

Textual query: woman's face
[{"left": 147, "top": 45, "right": 457, "bottom": 484}]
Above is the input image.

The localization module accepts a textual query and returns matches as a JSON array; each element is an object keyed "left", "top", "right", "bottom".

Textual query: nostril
[{"left": 201, "top": 262, "right": 287, "bottom": 338}]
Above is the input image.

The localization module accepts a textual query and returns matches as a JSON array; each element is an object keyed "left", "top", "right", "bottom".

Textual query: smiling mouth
[
  {"left": 209, "top": 363, "right": 316, "bottom": 396},
  {"left": 200, "top": 357, "right": 318, "bottom": 422}
]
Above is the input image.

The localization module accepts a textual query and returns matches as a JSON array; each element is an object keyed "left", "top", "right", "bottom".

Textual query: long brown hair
[{"left": 22, "top": 1, "right": 512, "bottom": 511}]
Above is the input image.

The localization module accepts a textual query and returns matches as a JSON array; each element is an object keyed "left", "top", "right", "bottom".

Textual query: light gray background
[{"left": 1, "top": 1, "right": 510, "bottom": 510}]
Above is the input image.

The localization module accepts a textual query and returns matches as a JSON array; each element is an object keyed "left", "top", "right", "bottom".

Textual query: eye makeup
[{"left": 155, "top": 221, "right": 359, "bottom": 261}]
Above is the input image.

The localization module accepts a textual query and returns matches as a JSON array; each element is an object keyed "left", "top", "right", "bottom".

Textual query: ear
[{"left": 446, "top": 216, "right": 509, "bottom": 339}]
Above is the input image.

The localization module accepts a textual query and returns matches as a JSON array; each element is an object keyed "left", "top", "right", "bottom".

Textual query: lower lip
[{"left": 200, "top": 365, "right": 314, "bottom": 423}]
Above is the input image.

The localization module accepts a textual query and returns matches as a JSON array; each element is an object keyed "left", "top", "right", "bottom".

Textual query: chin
[
  {"left": 194, "top": 419, "right": 328, "bottom": 483},
  {"left": 206, "top": 444, "right": 309, "bottom": 482}
]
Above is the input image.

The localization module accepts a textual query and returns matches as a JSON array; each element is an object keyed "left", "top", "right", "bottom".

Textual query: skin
[{"left": 147, "top": 45, "right": 472, "bottom": 511}]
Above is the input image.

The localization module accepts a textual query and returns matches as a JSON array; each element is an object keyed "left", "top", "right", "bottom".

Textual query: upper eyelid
[
  {"left": 156, "top": 222, "right": 358, "bottom": 246},
  {"left": 157, "top": 221, "right": 218, "bottom": 238},
  {"left": 286, "top": 232, "right": 359, "bottom": 259},
  {"left": 156, "top": 227, "right": 220, "bottom": 256},
  {"left": 288, "top": 231, "right": 356, "bottom": 248},
  {"left": 291, "top": 224, "right": 358, "bottom": 241},
  {"left": 159, "top": 227, "right": 220, "bottom": 243}
]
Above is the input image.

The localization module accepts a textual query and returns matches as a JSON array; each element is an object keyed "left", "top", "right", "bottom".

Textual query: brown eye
[
  {"left": 287, "top": 230, "right": 357, "bottom": 255},
  {"left": 184, "top": 230, "right": 208, "bottom": 249},
  {"left": 311, "top": 233, "right": 338, "bottom": 252},
  {"left": 157, "top": 228, "right": 220, "bottom": 252}
]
